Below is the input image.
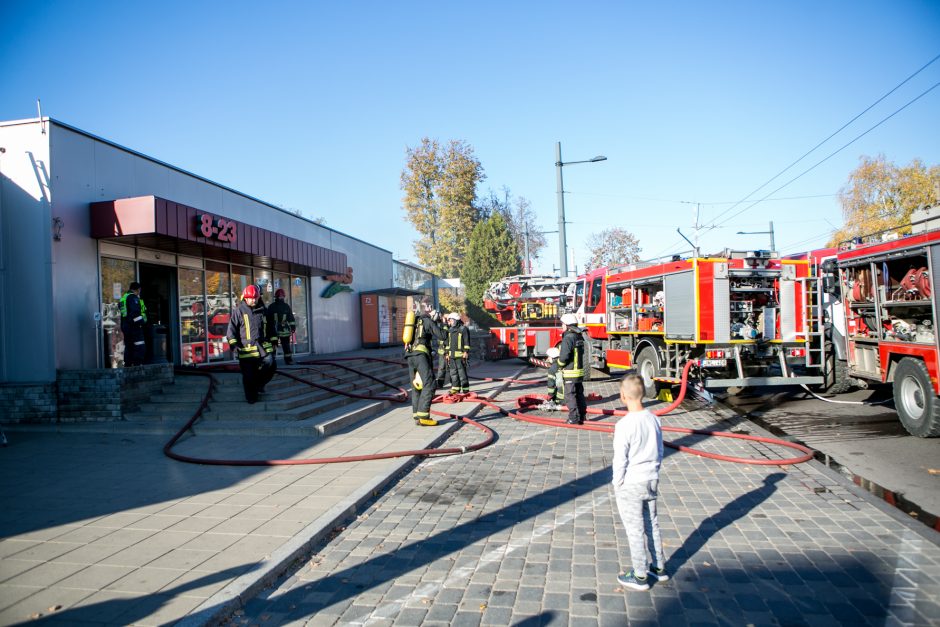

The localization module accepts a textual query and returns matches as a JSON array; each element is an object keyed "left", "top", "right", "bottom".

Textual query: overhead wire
[
  {"left": 709, "top": 79, "right": 940, "bottom": 230},
  {"left": 706, "top": 53, "right": 940, "bottom": 226}
]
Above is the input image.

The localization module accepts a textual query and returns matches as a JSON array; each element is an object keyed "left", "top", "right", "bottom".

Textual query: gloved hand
[{"left": 261, "top": 352, "right": 275, "bottom": 369}]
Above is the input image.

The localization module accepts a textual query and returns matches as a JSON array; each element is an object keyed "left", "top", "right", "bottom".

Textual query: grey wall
[
  {"left": 0, "top": 118, "right": 394, "bottom": 381},
  {"left": 0, "top": 121, "right": 56, "bottom": 383}
]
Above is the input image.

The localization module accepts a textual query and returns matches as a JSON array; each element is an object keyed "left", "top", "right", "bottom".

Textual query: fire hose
[{"left": 164, "top": 357, "right": 813, "bottom": 467}]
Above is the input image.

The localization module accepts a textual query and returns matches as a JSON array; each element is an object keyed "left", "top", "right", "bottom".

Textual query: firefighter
[
  {"left": 226, "top": 285, "right": 277, "bottom": 404},
  {"left": 120, "top": 281, "right": 147, "bottom": 366},
  {"left": 405, "top": 303, "right": 445, "bottom": 426},
  {"left": 557, "top": 313, "right": 587, "bottom": 424},
  {"left": 268, "top": 288, "right": 297, "bottom": 364},
  {"left": 430, "top": 310, "right": 449, "bottom": 387},
  {"left": 446, "top": 312, "right": 471, "bottom": 395}
]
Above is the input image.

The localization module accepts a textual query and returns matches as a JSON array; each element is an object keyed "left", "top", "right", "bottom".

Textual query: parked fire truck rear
[{"left": 573, "top": 250, "right": 822, "bottom": 396}]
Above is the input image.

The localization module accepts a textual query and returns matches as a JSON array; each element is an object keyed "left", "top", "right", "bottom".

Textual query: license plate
[{"left": 701, "top": 359, "right": 727, "bottom": 367}]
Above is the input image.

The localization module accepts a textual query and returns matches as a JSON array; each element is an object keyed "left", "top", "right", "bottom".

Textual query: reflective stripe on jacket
[
  {"left": 447, "top": 322, "right": 470, "bottom": 358},
  {"left": 226, "top": 301, "right": 274, "bottom": 360},
  {"left": 119, "top": 292, "right": 147, "bottom": 323},
  {"left": 557, "top": 327, "right": 585, "bottom": 379}
]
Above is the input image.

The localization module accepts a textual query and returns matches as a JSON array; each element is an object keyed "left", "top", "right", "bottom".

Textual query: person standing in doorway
[
  {"left": 268, "top": 288, "right": 297, "bottom": 364},
  {"left": 446, "top": 312, "right": 471, "bottom": 395},
  {"left": 226, "top": 284, "right": 276, "bottom": 404},
  {"left": 613, "top": 374, "right": 667, "bottom": 591},
  {"left": 556, "top": 313, "right": 587, "bottom": 424},
  {"left": 120, "top": 281, "right": 147, "bottom": 366}
]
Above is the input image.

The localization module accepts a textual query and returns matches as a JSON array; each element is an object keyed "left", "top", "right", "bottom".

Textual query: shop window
[
  {"left": 100, "top": 257, "right": 136, "bottom": 368},
  {"left": 206, "top": 261, "right": 232, "bottom": 362},
  {"left": 291, "top": 276, "right": 309, "bottom": 353},
  {"left": 179, "top": 268, "right": 206, "bottom": 365}
]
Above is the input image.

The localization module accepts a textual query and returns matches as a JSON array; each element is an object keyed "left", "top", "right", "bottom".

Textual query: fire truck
[
  {"left": 483, "top": 274, "right": 575, "bottom": 359},
  {"left": 820, "top": 207, "right": 940, "bottom": 437},
  {"left": 573, "top": 250, "right": 824, "bottom": 395}
]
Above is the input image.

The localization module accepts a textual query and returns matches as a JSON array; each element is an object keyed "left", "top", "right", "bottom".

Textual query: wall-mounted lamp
[{"left": 52, "top": 217, "right": 63, "bottom": 241}]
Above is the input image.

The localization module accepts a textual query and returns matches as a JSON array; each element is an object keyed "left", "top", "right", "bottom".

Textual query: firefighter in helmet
[
  {"left": 226, "top": 285, "right": 277, "bottom": 404},
  {"left": 405, "top": 302, "right": 446, "bottom": 426},
  {"left": 446, "top": 311, "right": 471, "bottom": 395},
  {"left": 430, "top": 310, "right": 449, "bottom": 388},
  {"left": 268, "top": 288, "right": 297, "bottom": 364},
  {"left": 120, "top": 281, "right": 147, "bottom": 366},
  {"left": 557, "top": 313, "right": 587, "bottom": 424}
]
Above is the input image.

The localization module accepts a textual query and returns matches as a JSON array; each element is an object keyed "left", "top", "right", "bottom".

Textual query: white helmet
[
  {"left": 546, "top": 347, "right": 560, "bottom": 359},
  {"left": 560, "top": 313, "right": 578, "bottom": 326},
  {"left": 447, "top": 312, "right": 461, "bottom": 321}
]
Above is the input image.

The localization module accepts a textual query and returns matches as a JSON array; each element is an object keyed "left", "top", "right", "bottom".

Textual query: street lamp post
[
  {"left": 555, "top": 141, "right": 606, "bottom": 277},
  {"left": 736, "top": 221, "right": 776, "bottom": 252}
]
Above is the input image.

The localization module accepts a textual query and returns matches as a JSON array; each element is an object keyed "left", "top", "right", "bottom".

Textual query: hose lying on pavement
[
  {"left": 469, "top": 360, "right": 814, "bottom": 466},
  {"left": 164, "top": 360, "right": 495, "bottom": 466},
  {"left": 164, "top": 357, "right": 813, "bottom": 467}
]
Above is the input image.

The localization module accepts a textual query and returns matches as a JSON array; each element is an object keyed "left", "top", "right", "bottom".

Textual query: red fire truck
[
  {"left": 484, "top": 274, "right": 575, "bottom": 359},
  {"left": 823, "top": 215, "right": 940, "bottom": 437},
  {"left": 572, "top": 250, "right": 823, "bottom": 395}
]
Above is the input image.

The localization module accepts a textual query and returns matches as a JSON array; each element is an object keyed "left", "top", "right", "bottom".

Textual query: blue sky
[{"left": 2, "top": 1, "right": 938, "bottom": 275}]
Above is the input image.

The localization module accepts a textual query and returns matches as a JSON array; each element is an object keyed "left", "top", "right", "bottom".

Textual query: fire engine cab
[{"left": 574, "top": 250, "right": 822, "bottom": 395}]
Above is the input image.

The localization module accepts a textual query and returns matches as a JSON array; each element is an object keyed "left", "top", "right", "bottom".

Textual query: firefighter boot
[{"left": 415, "top": 413, "right": 438, "bottom": 427}]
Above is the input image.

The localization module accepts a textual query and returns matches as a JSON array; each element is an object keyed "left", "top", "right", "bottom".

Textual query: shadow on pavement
[{"left": 20, "top": 564, "right": 253, "bottom": 626}]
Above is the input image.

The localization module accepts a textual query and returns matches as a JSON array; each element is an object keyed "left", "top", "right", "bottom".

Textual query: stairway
[{"left": 122, "top": 358, "right": 411, "bottom": 436}]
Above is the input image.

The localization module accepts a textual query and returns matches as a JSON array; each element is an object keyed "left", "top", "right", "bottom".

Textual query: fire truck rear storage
[
  {"left": 484, "top": 275, "right": 574, "bottom": 359},
  {"left": 578, "top": 250, "right": 821, "bottom": 396},
  {"left": 834, "top": 220, "right": 940, "bottom": 437}
]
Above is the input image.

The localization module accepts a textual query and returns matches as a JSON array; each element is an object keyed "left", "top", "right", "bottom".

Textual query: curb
[{"left": 175, "top": 366, "right": 526, "bottom": 627}]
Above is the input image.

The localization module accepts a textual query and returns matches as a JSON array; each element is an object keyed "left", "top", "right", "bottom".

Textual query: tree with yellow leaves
[
  {"left": 828, "top": 155, "right": 940, "bottom": 246},
  {"left": 400, "top": 138, "right": 485, "bottom": 278}
]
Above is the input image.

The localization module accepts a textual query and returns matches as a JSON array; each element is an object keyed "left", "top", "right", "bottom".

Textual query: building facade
[{"left": 0, "top": 118, "right": 407, "bottom": 416}]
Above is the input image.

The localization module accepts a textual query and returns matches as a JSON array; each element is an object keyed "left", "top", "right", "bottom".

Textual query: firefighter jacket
[
  {"left": 226, "top": 300, "right": 276, "bottom": 360},
  {"left": 557, "top": 326, "right": 585, "bottom": 380},
  {"left": 119, "top": 292, "right": 147, "bottom": 325},
  {"left": 447, "top": 321, "right": 471, "bottom": 359},
  {"left": 267, "top": 299, "right": 296, "bottom": 338},
  {"left": 406, "top": 313, "right": 445, "bottom": 357}
]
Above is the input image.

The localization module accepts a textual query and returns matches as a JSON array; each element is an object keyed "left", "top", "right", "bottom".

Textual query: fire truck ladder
[{"left": 798, "top": 274, "right": 827, "bottom": 370}]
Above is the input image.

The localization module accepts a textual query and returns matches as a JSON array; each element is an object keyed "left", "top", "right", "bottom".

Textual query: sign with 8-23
[{"left": 195, "top": 214, "right": 238, "bottom": 244}]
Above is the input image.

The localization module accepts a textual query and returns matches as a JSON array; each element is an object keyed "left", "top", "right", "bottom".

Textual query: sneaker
[
  {"left": 648, "top": 566, "right": 669, "bottom": 581},
  {"left": 417, "top": 417, "right": 439, "bottom": 427},
  {"left": 617, "top": 570, "right": 650, "bottom": 591}
]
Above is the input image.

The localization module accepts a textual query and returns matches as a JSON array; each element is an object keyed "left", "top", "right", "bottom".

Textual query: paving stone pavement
[{"left": 226, "top": 374, "right": 940, "bottom": 627}]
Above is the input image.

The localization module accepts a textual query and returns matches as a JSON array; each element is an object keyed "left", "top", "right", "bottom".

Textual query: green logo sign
[{"left": 321, "top": 281, "right": 353, "bottom": 298}]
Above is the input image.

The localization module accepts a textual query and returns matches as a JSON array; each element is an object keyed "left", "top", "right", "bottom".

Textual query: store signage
[
  {"left": 321, "top": 266, "right": 354, "bottom": 298},
  {"left": 196, "top": 213, "right": 238, "bottom": 244}
]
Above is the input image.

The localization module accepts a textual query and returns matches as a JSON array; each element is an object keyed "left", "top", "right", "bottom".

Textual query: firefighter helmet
[
  {"left": 242, "top": 284, "right": 260, "bottom": 300},
  {"left": 546, "top": 347, "right": 560, "bottom": 359},
  {"left": 560, "top": 313, "right": 578, "bottom": 326},
  {"left": 447, "top": 312, "right": 461, "bottom": 321},
  {"left": 275, "top": 288, "right": 286, "bottom": 299}
]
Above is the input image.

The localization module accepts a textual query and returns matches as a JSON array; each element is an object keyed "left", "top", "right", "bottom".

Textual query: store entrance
[{"left": 139, "top": 263, "right": 178, "bottom": 364}]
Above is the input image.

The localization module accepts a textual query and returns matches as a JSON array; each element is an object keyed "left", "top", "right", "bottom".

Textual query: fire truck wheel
[
  {"left": 635, "top": 347, "right": 660, "bottom": 399},
  {"left": 892, "top": 357, "right": 940, "bottom": 438},
  {"left": 813, "top": 346, "right": 853, "bottom": 394}
]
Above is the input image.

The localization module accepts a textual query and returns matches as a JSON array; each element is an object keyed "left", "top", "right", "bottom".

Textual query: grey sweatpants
[{"left": 615, "top": 479, "right": 666, "bottom": 576}]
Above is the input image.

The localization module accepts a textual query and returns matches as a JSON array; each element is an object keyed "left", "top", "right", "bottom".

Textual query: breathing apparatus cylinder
[{"left": 402, "top": 310, "right": 416, "bottom": 344}]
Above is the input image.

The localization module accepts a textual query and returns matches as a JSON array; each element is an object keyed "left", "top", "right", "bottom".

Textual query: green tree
[
  {"left": 828, "top": 154, "right": 940, "bottom": 245},
  {"left": 585, "top": 227, "right": 642, "bottom": 271},
  {"left": 401, "top": 138, "right": 485, "bottom": 278},
  {"left": 477, "top": 187, "right": 546, "bottom": 273},
  {"left": 463, "top": 213, "right": 521, "bottom": 325}
]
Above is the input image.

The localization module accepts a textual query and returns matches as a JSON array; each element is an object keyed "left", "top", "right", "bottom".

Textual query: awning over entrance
[{"left": 90, "top": 196, "right": 347, "bottom": 275}]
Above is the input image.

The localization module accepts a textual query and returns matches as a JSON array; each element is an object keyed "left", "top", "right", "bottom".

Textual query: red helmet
[
  {"left": 275, "top": 288, "right": 286, "bottom": 299},
  {"left": 242, "top": 284, "right": 260, "bottom": 300}
]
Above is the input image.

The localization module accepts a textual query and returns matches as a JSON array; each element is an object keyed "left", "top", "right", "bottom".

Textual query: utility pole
[{"left": 555, "top": 142, "right": 567, "bottom": 278}]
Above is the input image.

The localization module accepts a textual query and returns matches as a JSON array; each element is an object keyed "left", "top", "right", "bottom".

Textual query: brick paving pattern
[{"left": 230, "top": 375, "right": 940, "bottom": 627}]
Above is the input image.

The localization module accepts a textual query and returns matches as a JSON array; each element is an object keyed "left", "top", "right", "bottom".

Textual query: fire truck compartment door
[
  {"left": 665, "top": 271, "right": 695, "bottom": 340},
  {"left": 713, "top": 263, "right": 731, "bottom": 343},
  {"left": 931, "top": 244, "right": 940, "bottom": 352},
  {"left": 779, "top": 263, "right": 797, "bottom": 341},
  {"left": 534, "top": 330, "right": 552, "bottom": 355}
]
